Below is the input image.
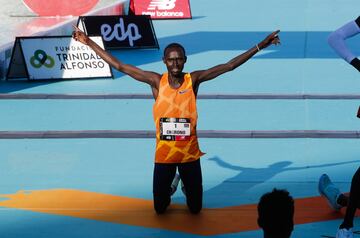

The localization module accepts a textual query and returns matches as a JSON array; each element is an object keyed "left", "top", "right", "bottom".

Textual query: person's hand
[
  {"left": 258, "top": 30, "right": 280, "bottom": 50},
  {"left": 72, "top": 25, "right": 89, "bottom": 45}
]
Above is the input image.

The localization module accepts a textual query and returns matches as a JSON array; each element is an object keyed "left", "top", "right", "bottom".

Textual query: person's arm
[
  {"left": 328, "top": 17, "right": 360, "bottom": 72},
  {"left": 72, "top": 27, "right": 161, "bottom": 87},
  {"left": 190, "top": 30, "right": 280, "bottom": 87}
]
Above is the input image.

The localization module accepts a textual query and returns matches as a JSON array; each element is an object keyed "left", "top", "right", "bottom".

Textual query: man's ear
[
  {"left": 162, "top": 56, "right": 166, "bottom": 64},
  {"left": 184, "top": 56, "right": 187, "bottom": 63}
]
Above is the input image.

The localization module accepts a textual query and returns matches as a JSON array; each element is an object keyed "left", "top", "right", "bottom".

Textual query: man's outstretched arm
[
  {"left": 190, "top": 30, "right": 280, "bottom": 86},
  {"left": 72, "top": 26, "right": 160, "bottom": 87},
  {"left": 328, "top": 17, "right": 360, "bottom": 72}
]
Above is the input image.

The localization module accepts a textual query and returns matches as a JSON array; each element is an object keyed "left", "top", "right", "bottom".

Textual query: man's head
[
  {"left": 163, "top": 43, "right": 187, "bottom": 78},
  {"left": 257, "top": 188, "right": 294, "bottom": 238}
]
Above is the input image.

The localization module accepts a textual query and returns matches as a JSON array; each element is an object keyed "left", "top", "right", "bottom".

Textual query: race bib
[{"left": 160, "top": 117, "right": 191, "bottom": 141}]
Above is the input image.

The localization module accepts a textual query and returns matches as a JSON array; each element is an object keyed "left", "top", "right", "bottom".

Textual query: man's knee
[
  {"left": 185, "top": 187, "right": 202, "bottom": 214},
  {"left": 153, "top": 194, "right": 170, "bottom": 214},
  {"left": 188, "top": 203, "right": 202, "bottom": 214},
  {"left": 154, "top": 203, "right": 168, "bottom": 214}
]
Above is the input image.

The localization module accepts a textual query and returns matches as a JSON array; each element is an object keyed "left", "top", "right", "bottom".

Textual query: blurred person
[
  {"left": 319, "top": 168, "right": 360, "bottom": 238},
  {"left": 257, "top": 188, "right": 294, "bottom": 238},
  {"left": 328, "top": 16, "right": 360, "bottom": 72}
]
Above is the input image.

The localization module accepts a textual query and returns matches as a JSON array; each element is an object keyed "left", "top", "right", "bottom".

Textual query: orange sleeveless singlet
[{"left": 153, "top": 73, "right": 205, "bottom": 163}]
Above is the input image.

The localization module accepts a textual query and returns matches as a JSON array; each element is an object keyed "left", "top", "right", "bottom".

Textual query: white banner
[{"left": 18, "top": 36, "right": 112, "bottom": 80}]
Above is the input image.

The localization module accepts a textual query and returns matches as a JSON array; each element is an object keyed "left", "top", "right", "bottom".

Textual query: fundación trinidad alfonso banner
[
  {"left": 7, "top": 36, "right": 113, "bottom": 80},
  {"left": 129, "top": 0, "right": 192, "bottom": 19},
  {"left": 77, "top": 15, "right": 159, "bottom": 49}
]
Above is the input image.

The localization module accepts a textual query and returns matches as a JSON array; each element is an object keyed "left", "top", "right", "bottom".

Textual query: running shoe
[
  {"left": 170, "top": 173, "right": 181, "bottom": 195},
  {"left": 318, "top": 174, "right": 342, "bottom": 210},
  {"left": 336, "top": 228, "right": 353, "bottom": 238}
]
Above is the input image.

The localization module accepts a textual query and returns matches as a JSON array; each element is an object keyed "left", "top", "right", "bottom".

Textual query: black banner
[{"left": 78, "top": 15, "right": 159, "bottom": 49}]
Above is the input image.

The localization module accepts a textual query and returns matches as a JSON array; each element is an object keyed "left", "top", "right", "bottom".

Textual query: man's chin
[{"left": 170, "top": 71, "right": 182, "bottom": 77}]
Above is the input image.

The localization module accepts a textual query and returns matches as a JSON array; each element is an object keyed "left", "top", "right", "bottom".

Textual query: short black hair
[
  {"left": 258, "top": 188, "right": 294, "bottom": 237},
  {"left": 163, "top": 43, "right": 186, "bottom": 57}
]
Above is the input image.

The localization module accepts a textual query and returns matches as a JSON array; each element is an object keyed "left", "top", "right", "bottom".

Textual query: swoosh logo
[{"left": 179, "top": 89, "right": 189, "bottom": 94}]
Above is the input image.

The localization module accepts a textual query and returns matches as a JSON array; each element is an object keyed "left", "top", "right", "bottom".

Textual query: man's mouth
[{"left": 172, "top": 69, "right": 180, "bottom": 74}]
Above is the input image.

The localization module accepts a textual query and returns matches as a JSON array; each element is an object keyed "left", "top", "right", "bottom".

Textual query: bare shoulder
[
  {"left": 190, "top": 70, "right": 204, "bottom": 83},
  {"left": 146, "top": 71, "right": 162, "bottom": 88}
]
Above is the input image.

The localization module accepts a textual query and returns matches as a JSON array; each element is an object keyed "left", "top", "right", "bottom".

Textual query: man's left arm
[{"left": 191, "top": 30, "right": 280, "bottom": 85}]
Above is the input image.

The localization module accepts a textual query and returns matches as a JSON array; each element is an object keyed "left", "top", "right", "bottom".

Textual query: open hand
[
  {"left": 72, "top": 25, "right": 89, "bottom": 45},
  {"left": 259, "top": 30, "right": 280, "bottom": 49}
]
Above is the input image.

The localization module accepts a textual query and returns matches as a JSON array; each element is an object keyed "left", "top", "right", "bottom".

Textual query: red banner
[
  {"left": 22, "top": 0, "right": 99, "bottom": 16},
  {"left": 129, "top": 0, "right": 191, "bottom": 19}
]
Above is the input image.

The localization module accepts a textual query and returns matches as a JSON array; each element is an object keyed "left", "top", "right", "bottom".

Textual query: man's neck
[{"left": 168, "top": 73, "right": 184, "bottom": 88}]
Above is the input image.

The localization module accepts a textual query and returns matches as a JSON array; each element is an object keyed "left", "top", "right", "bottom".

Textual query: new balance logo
[{"left": 147, "top": 0, "right": 176, "bottom": 10}]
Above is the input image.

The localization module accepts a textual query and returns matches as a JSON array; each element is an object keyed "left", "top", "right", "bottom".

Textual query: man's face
[{"left": 163, "top": 47, "right": 187, "bottom": 78}]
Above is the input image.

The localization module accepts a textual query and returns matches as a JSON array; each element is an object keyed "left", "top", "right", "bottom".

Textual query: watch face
[{"left": 22, "top": 0, "right": 99, "bottom": 16}]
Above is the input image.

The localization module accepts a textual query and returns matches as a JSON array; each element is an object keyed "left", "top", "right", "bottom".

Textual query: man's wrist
[
  {"left": 350, "top": 58, "right": 360, "bottom": 72},
  {"left": 258, "top": 42, "right": 265, "bottom": 50}
]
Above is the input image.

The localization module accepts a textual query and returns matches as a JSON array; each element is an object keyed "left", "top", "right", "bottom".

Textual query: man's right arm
[
  {"left": 73, "top": 28, "right": 161, "bottom": 87},
  {"left": 328, "top": 17, "right": 360, "bottom": 72}
]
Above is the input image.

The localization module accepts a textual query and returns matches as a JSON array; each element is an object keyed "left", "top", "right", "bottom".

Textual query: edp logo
[{"left": 100, "top": 18, "right": 142, "bottom": 47}]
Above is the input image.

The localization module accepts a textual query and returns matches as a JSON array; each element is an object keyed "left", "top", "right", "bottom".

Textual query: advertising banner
[
  {"left": 7, "top": 36, "right": 112, "bottom": 80},
  {"left": 78, "top": 15, "right": 159, "bottom": 49},
  {"left": 22, "top": 0, "right": 99, "bottom": 17},
  {"left": 129, "top": 0, "right": 192, "bottom": 19}
]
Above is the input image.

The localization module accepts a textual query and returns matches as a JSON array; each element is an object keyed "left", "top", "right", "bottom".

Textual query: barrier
[
  {"left": 78, "top": 15, "right": 158, "bottom": 49},
  {"left": 0, "top": 0, "right": 128, "bottom": 80},
  {"left": 7, "top": 36, "right": 112, "bottom": 80}
]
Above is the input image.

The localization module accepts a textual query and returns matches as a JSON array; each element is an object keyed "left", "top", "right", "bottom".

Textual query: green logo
[{"left": 30, "top": 49, "right": 55, "bottom": 68}]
